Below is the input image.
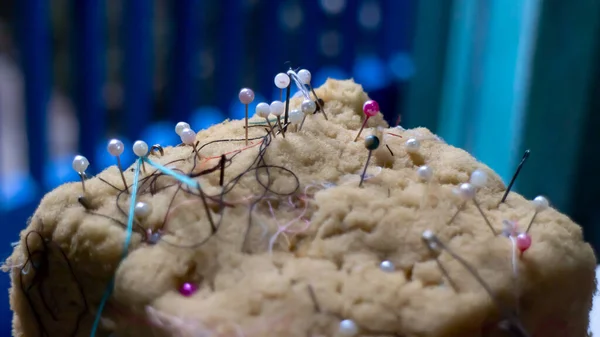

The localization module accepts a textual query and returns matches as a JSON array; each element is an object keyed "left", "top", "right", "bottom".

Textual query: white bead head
[
  {"left": 107, "top": 139, "right": 124, "bottom": 157},
  {"left": 301, "top": 99, "right": 316, "bottom": 114},
  {"left": 532, "top": 196, "right": 549, "bottom": 212},
  {"left": 270, "top": 101, "right": 285, "bottom": 117},
  {"left": 274, "top": 73, "right": 290, "bottom": 89},
  {"left": 297, "top": 69, "right": 311, "bottom": 85},
  {"left": 422, "top": 230, "right": 439, "bottom": 250},
  {"left": 379, "top": 260, "right": 395, "bottom": 273},
  {"left": 289, "top": 109, "right": 303, "bottom": 124},
  {"left": 175, "top": 122, "right": 190, "bottom": 136},
  {"left": 255, "top": 102, "right": 271, "bottom": 118},
  {"left": 417, "top": 165, "right": 433, "bottom": 182},
  {"left": 72, "top": 155, "right": 89, "bottom": 173},
  {"left": 180, "top": 128, "right": 197, "bottom": 145},
  {"left": 338, "top": 319, "right": 358, "bottom": 336},
  {"left": 470, "top": 169, "right": 488, "bottom": 188},
  {"left": 457, "top": 183, "right": 476, "bottom": 201},
  {"left": 133, "top": 140, "right": 149, "bottom": 157},
  {"left": 134, "top": 201, "right": 152, "bottom": 218},
  {"left": 405, "top": 138, "right": 420, "bottom": 153}
]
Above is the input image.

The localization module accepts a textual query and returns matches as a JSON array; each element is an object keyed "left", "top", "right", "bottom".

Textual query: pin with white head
[
  {"left": 274, "top": 73, "right": 290, "bottom": 101},
  {"left": 107, "top": 139, "right": 128, "bottom": 193},
  {"left": 417, "top": 165, "right": 433, "bottom": 182},
  {"left": 288, "top": 108, "right": 303, "bottom": 126},
  {"left": 175, "top": 122, "right": 190, "bottom": 137},
  {"left": 255, "top": 102, "right": 276, "bottom": 138},
  {"left": 298, "top": 69, "right": 328, "bottom": 120},
  {"left": 455, "top": 180, "right": 497, "bottom": 235},
  {"left": 338, "top": 319, "right": 358, "bottom": 336},
  {"left": 133, "top": 140, "right": 149, "bottom": 173},
  {"left": 354, "top": 100, "right": 379, "bottom": 142},
  {"left": 180, "top": 127, "right": 201, "bottom": 161},
  {"left": 405, "top": 138, "right": 420, "bottom": 154},
  {"left": 134, "top": 201, "right": 152, "bottom": 219},
  {"left": 379, "top": 260, "right": 395, "bottom": 273},
  {"left": 525, "top": 195, "right": 549, "bottom": 234},
  {"left": 298, "top": 99, "right": 317, "bottom": 131},
  {"left": 359, "top": 135, "right": 380, "bottom": 187},
  {"left": 270, "top": 100, "right": 285, "bottom": 137},
  {"left": 421, "top": 229, "right": 439, "bottom": 251},
  {"left": 239, "top": 88, "right": 255, "bottom": 145},
  {"left": 72, "top": 155, "right": 89, "bottom": 194},
  {"left": 470, "top": 169, "right": 488, "bottom": 188}
]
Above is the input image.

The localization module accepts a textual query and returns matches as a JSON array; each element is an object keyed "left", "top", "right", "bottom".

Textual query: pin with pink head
[
  {"left": 239, "top": 88, "right": 255, "bottom": 145},
  {"left": 354, "top": 100, "right": 380, "bottom": 142},
  {"left": 179, "top": 282, "right": 198, "bottom": 297},
  {"left": 516, "top": 233, "right": 532, "bottom": 253}
]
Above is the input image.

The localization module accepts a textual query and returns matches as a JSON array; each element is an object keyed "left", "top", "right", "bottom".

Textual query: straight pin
[
  {"left": 354, "top": 100, "right": 379, "bottom": 142},
  {"left": 270, "top": 100, "right": 285, "bottom": 138},
  {"left": 525, "top": 196, "right": 549, "bottom": 233},
  {"left": 256, "top": 102, "right": 276, "bottom": 137},
  {"left": 501, "top": 150, "right": 531, "bottom": 203},
  {"left": 274, "top": 73, "right": 290, "bottom": 102},
  {"left": 359, "top": 135, "right": 380, "bottom": 187},
  {"left": 180, "top": 128, "right": 201, "bottom": 160},
  {"left": 107, "top": 139, "right": 129, "bottom": 193},
  {"left": 133, "top": 140, "right": 149, "bottom": 173},
  {"left": 72, "top": 155, "right": 89, "bottom": 194},
  {"left": 239, "top": 88, "right": 255, "bottom": 146}
]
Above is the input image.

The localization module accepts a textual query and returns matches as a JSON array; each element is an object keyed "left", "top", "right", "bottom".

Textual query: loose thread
[
  {"left": 143, "top": 157, "right": 201, "bottom": 189},
  {"left": 90, "top": 157, "right": 142, "bottom": 337}
]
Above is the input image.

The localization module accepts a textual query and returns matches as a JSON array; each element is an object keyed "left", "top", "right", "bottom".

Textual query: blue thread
[
  {"left": 90, "top": 157, "right": 142, "bottom": 337},
  {"left": 143, "top": 157, "right": 200, "bottom": 189}
]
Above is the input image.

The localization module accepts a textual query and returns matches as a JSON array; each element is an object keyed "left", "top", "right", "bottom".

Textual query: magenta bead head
[
  {"left": 179, "top": 282, "right": 198, "bottom": 297},
  {"left": 363, "top": 100, "right": 380, "bottom": 117},
  {"left": 239, "top": 88, "right": 255, "bottom": 105}
]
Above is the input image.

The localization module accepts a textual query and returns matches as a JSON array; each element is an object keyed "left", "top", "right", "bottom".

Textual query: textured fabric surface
[{"left": 6, "top": 79, "right": 597, "bottom": 337}]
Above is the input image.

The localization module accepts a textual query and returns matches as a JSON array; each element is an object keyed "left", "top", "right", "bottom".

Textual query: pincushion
[{"left": 6, "top": 79, "right": 597, "bottom": 337}]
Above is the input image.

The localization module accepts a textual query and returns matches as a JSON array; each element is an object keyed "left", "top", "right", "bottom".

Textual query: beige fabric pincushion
[{"left": 6, "top": 79, "right": 597, "bottom": 337}]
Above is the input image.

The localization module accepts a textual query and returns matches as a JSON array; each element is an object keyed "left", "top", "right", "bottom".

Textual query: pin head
[
  {"left": 338, "top": 319, "right": 358, "bottom": 336},
  {"left": 470, "top": 169, "right": 488, "bottom": 188},
  {"left": 255, "top": 102, "right": 271, "bottom": 118},
  {"left": 274, "top": 73, "right": 290, "bottom": 89},
  {"left": 107, "top": 139, "right": 124, "bottom": 157},
  {"left": 289, "top": 109, "right": 303, "bottom": 124},
  {"left": 72, "top": 155, "right": 89, "bottom": 173},
  {"left": 405, "top": 138, "right": 420, "bottom": 153},
  {"left": 175, "top": 122, "right": 190, "bottom": 136},
  {"left": 379, "top": 260, "right": 395, "bottom": 272},
  {"left": 362, "top": 100, "right": 380, "bottom": 117},
  {"left": 134, "top": 201, "right": 152, "bottom": 218},
  {"left": 417, "top": 165, "right": 433, "bottom": 182},
  {"left": 516, "top": 233, "right": 532, "bottom": 252},
  {"left": 532, "top": 196, "right": 549, "bottom": 212},
  {"left": 179, "top": 282, "right": 198, "bottom": 297},
  {"left": 301, "top": 99, "right": 317, "bottom": 114},
  {"left": 457, "top": 183, "right": 476, "bottom": 201},
  {"left": 180, "top": 128, "right": 197, "bottom": 145},
  {"left": 270, "top": 100, "right": 285, "bottom": 117},
  {"left": 133, "top": 140, "right": 149, "bottom": 157},
  {"left": 298, "top": 69, "right": 311, "bottom": 85},
  {"left": 238, "top": 88, "right": 255, "bottom": 105},
  {"left": 364, "top": 135, "right": 380, "bottom": 151}
]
